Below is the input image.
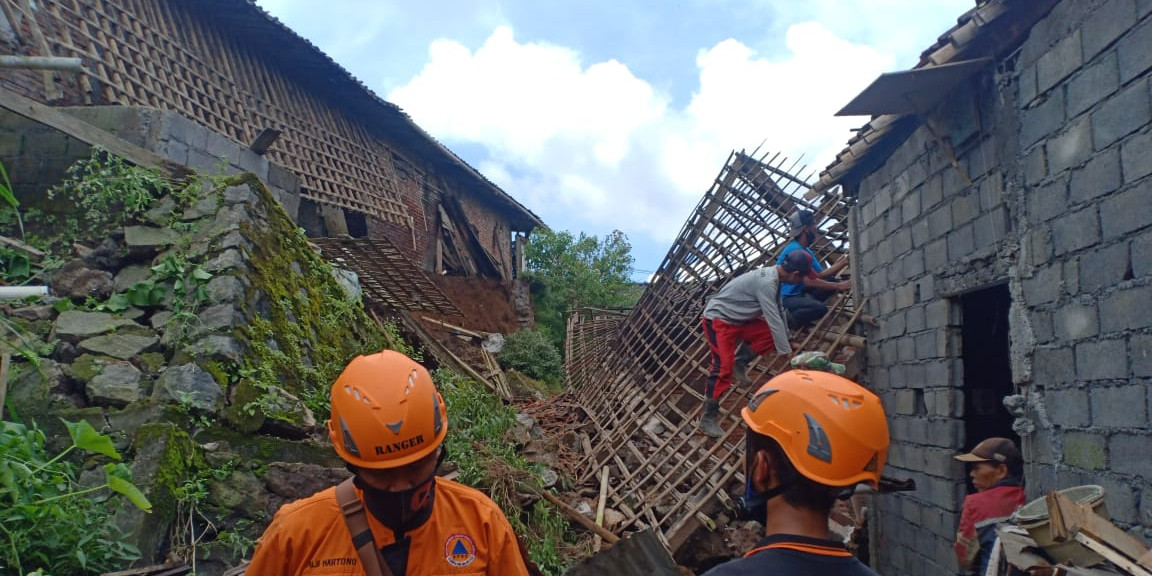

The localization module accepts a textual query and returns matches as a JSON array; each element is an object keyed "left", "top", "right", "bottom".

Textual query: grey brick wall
[{"left": 849, "top": 1, "right": 1152, "bottom": 574}]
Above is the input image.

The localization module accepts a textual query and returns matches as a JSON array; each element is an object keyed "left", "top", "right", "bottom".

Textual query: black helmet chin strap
[{"left": 736, "top": 481, "right": 792, "bottom": 524}]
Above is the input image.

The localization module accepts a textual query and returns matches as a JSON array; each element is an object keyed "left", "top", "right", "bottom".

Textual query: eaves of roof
[
  {"left": 188, "top": 0, "right": 545, "bottom": 231},
  {"left": 810, "top": 0, "right": 1062, "bottom": 198}
]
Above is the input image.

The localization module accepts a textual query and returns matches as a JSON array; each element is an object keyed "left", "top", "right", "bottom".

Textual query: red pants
[{"left": 701, "top": 317, "right": 777, "bottom": 400}]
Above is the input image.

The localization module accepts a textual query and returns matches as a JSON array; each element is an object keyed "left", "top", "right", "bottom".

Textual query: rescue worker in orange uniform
[
  {"left": 247, "top": 350, "right": 532, "bottom": 576},
  {"left": 702, "top": 370, "right": 889, "bottom": 576}
]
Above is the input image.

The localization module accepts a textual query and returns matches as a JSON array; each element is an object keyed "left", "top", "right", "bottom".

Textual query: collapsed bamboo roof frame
[{"left": 565, "top": 150, "right": 863, "bottom": 552}]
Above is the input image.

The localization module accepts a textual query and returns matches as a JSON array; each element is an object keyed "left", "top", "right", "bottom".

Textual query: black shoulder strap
[{"left": 335, "top": 477, "right": 395, "bottom": 576}]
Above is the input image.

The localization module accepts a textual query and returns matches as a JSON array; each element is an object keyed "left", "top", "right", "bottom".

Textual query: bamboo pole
[
  {"left": 537, "top": 489, "right": 620, "bottom": 544},
  {"left": 592, "top": 466, "right": 610, "bottom": 552}
]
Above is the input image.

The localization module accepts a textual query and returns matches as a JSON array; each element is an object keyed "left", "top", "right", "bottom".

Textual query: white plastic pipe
[
  {"left": 0, "top": 56, "right": 84, "bottom": 71},
  {"left": 0, "top": 286, "right": 48, "bottom": 299}
]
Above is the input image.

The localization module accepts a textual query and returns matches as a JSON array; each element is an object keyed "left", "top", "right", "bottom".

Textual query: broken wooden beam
[
  {"left": 248, "top": 128, "right": 282, "bottom": 155},
  {"left": 421, "top": 315, "right": 488, "bottom": 339},
  {"left": 0, "top": 85, "right": 190, "bottom": 178},
  {"left": 538, "top": 489, "right": 620, "bottom": 544},
  {"left": 0, "top": 234, "right": 45, "bottom": 261}
]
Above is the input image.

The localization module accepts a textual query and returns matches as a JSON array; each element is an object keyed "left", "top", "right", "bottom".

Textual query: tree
[{"left": 524, "top": 228, "right": 637, "bottom": 347}]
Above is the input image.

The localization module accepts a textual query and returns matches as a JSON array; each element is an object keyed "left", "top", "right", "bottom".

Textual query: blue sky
[{"left": 256, "top": 0, "right": 974, "bottom": 279}]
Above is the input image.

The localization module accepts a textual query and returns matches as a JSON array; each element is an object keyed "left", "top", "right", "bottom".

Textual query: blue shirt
[{"left": 776, "top": 240, "right": 823, "bottom": 297}]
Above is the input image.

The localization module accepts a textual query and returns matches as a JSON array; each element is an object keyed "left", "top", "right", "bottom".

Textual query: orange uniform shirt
[{"left": 247, "top": 477, "right": 531, "bottom": 576}]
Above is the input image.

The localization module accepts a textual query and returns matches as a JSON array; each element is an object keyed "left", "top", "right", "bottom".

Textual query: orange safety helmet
[
  {"left": 327, "top": 350, "right": 448, "bottom": 469},
  {"left": 741, "top": 370, "right": 888, "bottom": 488}
]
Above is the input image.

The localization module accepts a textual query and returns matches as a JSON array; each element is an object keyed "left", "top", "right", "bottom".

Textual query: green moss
[
  {"left": 193, "top": 426, "right": 344, "bottom": 468},
  {"left": 197, "top": 359, "right": 231, "bottom": 388},
  {"left": 221, "top": 379, "right": 265, "bottom": 434},
  {"left": 223, "top": 176, "right": 387, "bottom": 423},
  {"left": 70, "top": 353, "right": 110, "bottom": 382},
  {"left": 133, "top": 422, "right": 203, "bottom": 522},
  {"left": 136, "top": 352, "right": 166, "bottom": 375}
]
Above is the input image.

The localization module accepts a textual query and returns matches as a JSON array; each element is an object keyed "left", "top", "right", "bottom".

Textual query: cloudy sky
[{"left": 255, "top": 0, "right": 973, "bottom": 278}]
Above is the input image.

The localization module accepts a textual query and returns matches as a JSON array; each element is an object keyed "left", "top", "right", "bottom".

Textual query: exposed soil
[
  {"left": 428, "top": 275, "right": 522, "bottom": 335},
  {"left": 406, "top": 275, "right": 526, "bottom": 369}
]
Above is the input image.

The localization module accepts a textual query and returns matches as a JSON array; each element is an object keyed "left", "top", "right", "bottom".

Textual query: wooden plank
[
  {"left": 538, "top": 489, "right": 620, "bottom": 544},
  {"left": 1049, "top": 491, "right": 1151, "bottom": 564},
  {"left": 1072, "top": 533, "right": 1152, "bottom": 576},
  {"left": 1139, "top": 549, "right": 1152, "bottom": 571},
  {"left": 0, "top": 85, "right": 190, "bottom": 179},
  {"left": 0, "top": 234, "right": 46, "bottom": 260},
  {"left": 420, "top": 316, "right": 487, "bottom": 339}
]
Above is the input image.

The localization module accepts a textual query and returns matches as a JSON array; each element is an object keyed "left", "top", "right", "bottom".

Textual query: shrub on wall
[{"left": 497, "top": 329, "right": 563, "bottom": 382}]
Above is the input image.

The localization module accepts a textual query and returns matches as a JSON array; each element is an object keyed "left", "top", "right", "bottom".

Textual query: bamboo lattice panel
[
  {"left": 565, "top": 151, "right": 862, "bottom": 551},
  {"left": 3, "top": 0, "right": 412, "bottom": 224},
  {"left": 311, "top": 236, "right": 462, "bottom": 317}
]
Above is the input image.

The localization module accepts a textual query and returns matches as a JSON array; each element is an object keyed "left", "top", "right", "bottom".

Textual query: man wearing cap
[
  {"left": 954, "top": 437, "right": 1027, "bottom": 576},
  {"left": 697, "top": 253, "right": 810, "bottom": 437},
  {"left": 776, "top": 210, "right": 851, "bottom": 329}
]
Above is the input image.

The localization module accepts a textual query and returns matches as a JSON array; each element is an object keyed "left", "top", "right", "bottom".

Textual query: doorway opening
[{"left": 960, "top": 283, "right": 1019, "bottom": 452}]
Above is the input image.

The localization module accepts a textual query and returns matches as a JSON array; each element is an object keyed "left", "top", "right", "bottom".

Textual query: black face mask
[
  {"left": 736, "top": 435, "right": 791, "bottom": 526},
  {"left": 353, "top": 448, "right": 447, "bottom": 535}
]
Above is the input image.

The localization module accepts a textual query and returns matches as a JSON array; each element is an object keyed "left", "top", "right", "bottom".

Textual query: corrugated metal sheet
[{"left": 563, "top": 530, "right": 681, "bottom": 576}]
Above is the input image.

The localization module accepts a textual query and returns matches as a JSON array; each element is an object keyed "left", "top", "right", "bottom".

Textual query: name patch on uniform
[
  {"left": 444, "top": 533, "right": 477, "bottom": 567},
  {"left": 307, "top": 557, "right": 358, "bottom": 568},
  {"left": 373, "top": 434, "right": 424, "bottom": 455}
]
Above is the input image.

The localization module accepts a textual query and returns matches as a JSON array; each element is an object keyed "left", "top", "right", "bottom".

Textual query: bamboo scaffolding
[{"left": 563, "top": 150, "right": 865, "bottom": 551}]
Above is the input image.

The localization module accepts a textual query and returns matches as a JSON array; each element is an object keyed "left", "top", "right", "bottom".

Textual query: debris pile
[{"left": 990, "top": 486, "right": 1152, "bottom": 576}]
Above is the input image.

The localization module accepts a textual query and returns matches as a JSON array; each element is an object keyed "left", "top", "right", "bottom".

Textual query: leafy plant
[
  {"left": 0, "top": 418, "right": 152, "bottom": 575},
  {"left": 498, "top": 329, "right": 564, "bottom": 383},
  {"left": 524, "top": 229, "right": 637, "bottom": 348},
  {"left": 0, "top": 246, "right": 32, "bottom": 283},
  {"left": 49, "top": 147, "right": 171, "bottom": 230},
  {"left": 0, "top": 160, "right": 24, "bottom": 239},
  {"left": 437, "top": 370, "right": 581, "bottom": 574}
]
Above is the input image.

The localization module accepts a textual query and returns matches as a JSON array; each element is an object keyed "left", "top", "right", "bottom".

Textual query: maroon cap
[
  {"left": 954, "top": 437, "right": 1021, "bottom": 467},
  {"left": 781, "top": 250, "right": 818, "bottom": 279}
]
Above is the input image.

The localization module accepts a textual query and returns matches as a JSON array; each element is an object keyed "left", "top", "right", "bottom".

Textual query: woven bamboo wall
[
  {"left": 566, "top": 151, "right": 864, "bottom": 552},
  {"left": 1, "top": 0, "right": 418, "bottom": 224},
  {"left": 0, "top": 0, "right": 542, "bottom": 269}
]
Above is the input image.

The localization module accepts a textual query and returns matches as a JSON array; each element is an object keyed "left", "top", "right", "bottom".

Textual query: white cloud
[{"left": 389, "top": 22, "right": 892, "bottom": 243}]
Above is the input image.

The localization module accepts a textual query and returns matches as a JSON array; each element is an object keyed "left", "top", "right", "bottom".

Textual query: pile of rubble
[{"left": 991, "top": 486, "right": 1152, "bottom": 576}]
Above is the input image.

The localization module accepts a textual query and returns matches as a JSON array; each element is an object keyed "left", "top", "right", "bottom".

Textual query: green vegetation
[
  {"left": 46, "top": 147, "right": 177, "bottom": 241},
  {"left": 524, "top": 228, "right": 637, "bottom": 348},
  {"left": 498, "top": 329, "right": 564, "bottom": 384},
  {"left": 231, "top": 175, "right": 389, "bottom": 424},
  {"left": 0, "top": 419, "right": 151, "bottom": 576},
  {"left": 437, "top": 369, "right": 584, "bottom": 574}
]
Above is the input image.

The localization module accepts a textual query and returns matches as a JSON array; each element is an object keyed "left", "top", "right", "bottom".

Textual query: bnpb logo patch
[{"left": 444, "top": 533, "right": 477, "bottom": 567}]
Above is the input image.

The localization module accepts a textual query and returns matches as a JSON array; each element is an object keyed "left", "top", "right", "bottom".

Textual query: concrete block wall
[
  {"left": 1013, "top": 0, "right": 1152, "bottom": 532},
  {"left": 853, "top": 90, "right": 1008, "bottom": 574},
  {"left": 0, "top": 110, "right": 91, "bottom": 206},
  {"left": 849, "top": 1, "right": 1152, "bottom": 574},
  {"left": 59, "top": 107, "right": 301, "bottom": 221}
]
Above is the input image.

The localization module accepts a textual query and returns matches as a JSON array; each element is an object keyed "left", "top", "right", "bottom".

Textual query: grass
[{"left": 435, "top": 369, "right": 587, "bottom": 574}]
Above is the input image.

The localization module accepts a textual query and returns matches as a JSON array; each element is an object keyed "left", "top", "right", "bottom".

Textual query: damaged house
[
  {"left": 0, "top": 0, "right": 542, "bottom": 335},
  {"left": 811, "top": 0, "right": 1152, "bottom": 573}
]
